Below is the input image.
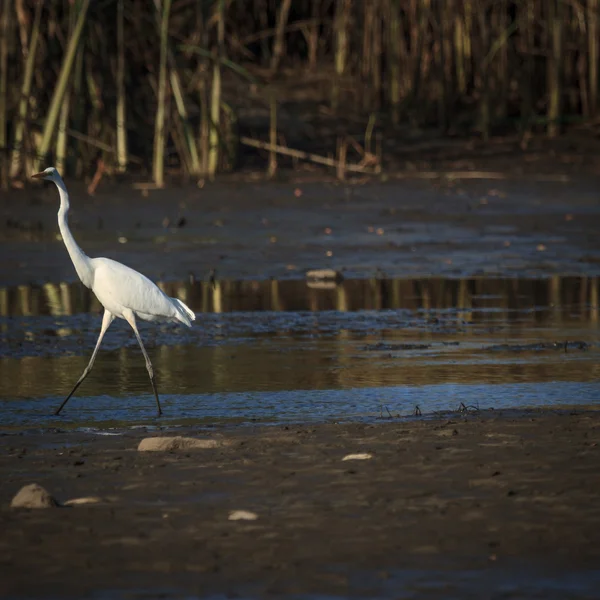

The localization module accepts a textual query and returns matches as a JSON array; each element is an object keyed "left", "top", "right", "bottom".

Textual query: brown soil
[
  {"left": 2, "top": 174, "right": 600, "bottom": 289},
  {"left": 2, "top": 131, "right": 600, "bottom": 287},
  {"left": 2, "top": 408, "right": 600, "bottom": 598}
]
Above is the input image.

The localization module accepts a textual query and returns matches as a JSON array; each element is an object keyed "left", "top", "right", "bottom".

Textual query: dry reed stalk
[
  {"left": 171, "top": 104, "right": 192, "bottom": 175},
  {"left": 307, "top": 0, "right": 319, "bottom": 69},
  {"left": 589, "top": 0, "right": 598, "bottom": 115},
  {"left": 56, "top": 1, "right": 80, "bottom": 175},
  {"left": 547, "top": 0, "right": 562, "bottom": 137},
  {"left": 198, "top": 76, "right": 210, "bottom": 176},
  {"left": 152, "top": 0, "right": 172, "bottom": 187},
  {"left": 410, "top": 0, "right": 430, "bottom": 109},
  {"left": 361, "top": 6, "right": 372, "bottom": 71},
  {"left": 269, "top": 0, "right": 292, "bottom": 74},
  {"left": 496, "top": 0, "right": 509, "bottom": 119},
  {"left": 55, "top": 91, "right": 71, "bottom": 175},
  {"left": 268, "top": 93, "right": 277, "bottom": 178},
  {"left": 520, "top": 0, "right": 535, "bottom": 136},
  {"left": 0, "top": 0, "right": 12, "bottom": 188},
  {"left": 370, "top": 0, "right": 382, "bottom": 108},
  {"left": 33, "top": 0, "right": 90, "bottom": 173},
  {"left": 437, "top": 1, "right": 449, "bottom": 131},
  {"left": 332, "top": 0, "right": 351, "bottom": 110},
  {"left": 387, "top": 0, "right": 401, "bottom": 124},
  {"left": 336, "top": 136, "right": 347, "bottom": 180},
  {"left": 208, "top": 0, "right": 224, "bottom": 179},
  {"left": 170, "top": 66, "right": 201, "bottom": 175},
  {"left": 153, "top": 0, "right": 201, "bottom": 176},
  {"left": 70, "top": 30, "right": 86, "bottom": 178},
  {"left": 454, "top": 8, "right": 466, "bottom": 95},
  {"left": 9, "top": 0, "right": 41, "bottom": 179},
  {"left": 477, "top": 4, "right": 490, "bottom": 140},
  {"left": 116, "top": 0, "right": 127, "bottom": 173}
]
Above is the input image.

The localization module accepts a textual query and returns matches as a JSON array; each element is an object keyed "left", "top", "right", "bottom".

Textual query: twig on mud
[
  {"left": 457, "top": 401, "right": 480, "bottom": 413},
  {"left": 86, "top": 158, "right": 105, "bottom": 196},
  {"left": 239, "top": 136, "right": 380, "bottom": 176}
]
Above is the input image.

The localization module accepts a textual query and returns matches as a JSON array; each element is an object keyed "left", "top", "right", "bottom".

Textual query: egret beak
[{"left": 31, "top": 172, "right": 46, "bottom": 179}]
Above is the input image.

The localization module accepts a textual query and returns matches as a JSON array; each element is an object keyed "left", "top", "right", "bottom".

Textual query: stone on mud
[
  {"left": 342, "top": 453, "right": 373, "bottom": 461},
  {"left": 63, "top": 496, "right": 103, "bottom": 506},
  {"left": 10, "top": 484, "right": 59, "bottom": 509},
  {"left": 305, "top": 268, "right": 343, "bottom": 282},
  {"left": 228, "top": 510, "right": 259, "bottom": 521},
  {"left": 137, "top": 436, "right": 219, "bottom": 452}
]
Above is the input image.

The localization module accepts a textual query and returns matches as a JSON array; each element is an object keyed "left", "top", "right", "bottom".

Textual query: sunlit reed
[{"left": 1, "top": 1, "right": 599, "bottom": 183}]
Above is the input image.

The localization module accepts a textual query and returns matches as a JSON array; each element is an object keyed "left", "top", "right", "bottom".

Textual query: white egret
[{"left": 32, "top": 167, "right": 195, "bottom": 416}]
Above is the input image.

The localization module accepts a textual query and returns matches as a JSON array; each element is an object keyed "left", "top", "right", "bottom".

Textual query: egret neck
[{"left": 56, "top": 176, "right": 94, "bottom": 288}]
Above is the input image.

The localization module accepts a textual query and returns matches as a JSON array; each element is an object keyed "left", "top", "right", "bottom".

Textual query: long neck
[{"left": 56, "top": 178, "right": 93, "bottom": 288}]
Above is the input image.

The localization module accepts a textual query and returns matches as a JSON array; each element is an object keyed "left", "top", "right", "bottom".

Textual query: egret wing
[{"left": 91, "top": 258, "right": 177, "bottom": 320}]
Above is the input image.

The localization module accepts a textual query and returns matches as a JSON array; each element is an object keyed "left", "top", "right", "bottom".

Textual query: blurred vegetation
[
  {"left": 2, "top": 274, "right": 598, "bottom": 321},
  {"left": 0, "top": 0, "right": 599, "bottom": 187}
]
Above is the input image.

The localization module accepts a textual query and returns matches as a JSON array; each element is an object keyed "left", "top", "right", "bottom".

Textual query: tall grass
[{"left": 1, "top": 0, "right": 599, "bottom": 185}]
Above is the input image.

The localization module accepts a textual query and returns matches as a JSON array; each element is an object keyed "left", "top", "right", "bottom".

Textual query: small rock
[
  {"left": 137, "top": 436, "right": 219, "bottom": 452},
  {"left": 10, "top": 484, "right": 59, "bottom": 509},
  {"left": 305, "top": 268, "right": 343, "bottom": 282},
  {"left": 63, "top": 496, "right": 103, "bottom": 506},
  {"left": 228, "top": 510, "right": 258, "bottom": 521},
  {"left": 342, "top": 453, "right": 373, "bottom": 461}
]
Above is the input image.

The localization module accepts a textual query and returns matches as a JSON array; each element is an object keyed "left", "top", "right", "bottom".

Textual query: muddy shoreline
[
  {"left": 2, "top": 152, "right": 600, "bottom": 598},
  {"left": 1, "top": 408, "right": 600, "bottom": 598},
  {"left": 2, "top": 171, "right": 600, "bottom": 287}
]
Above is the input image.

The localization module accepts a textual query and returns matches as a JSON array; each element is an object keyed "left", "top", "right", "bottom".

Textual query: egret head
[{"left": 32, "top": 167, "right": 62, "bottom": 182}]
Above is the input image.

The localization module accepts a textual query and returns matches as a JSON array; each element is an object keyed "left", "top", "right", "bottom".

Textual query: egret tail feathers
[{"left": 173, "top": 298, "right": 196, "bottom": 327}]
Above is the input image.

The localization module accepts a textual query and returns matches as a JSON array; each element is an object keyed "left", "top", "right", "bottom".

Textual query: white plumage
[
  {"left": 91, "top": 258, "right": 194, "bottom": 326},
  {"left": 32, "top": 166, "right": 195, "bottom": 416}
]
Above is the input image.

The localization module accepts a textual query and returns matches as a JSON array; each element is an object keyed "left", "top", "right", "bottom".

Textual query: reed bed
[{"left": 0, "top": 0, "right": 598, "bottom": 187}]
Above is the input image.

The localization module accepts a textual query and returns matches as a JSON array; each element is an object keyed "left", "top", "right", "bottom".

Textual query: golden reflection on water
[
  {"left": 0, "top": 275, "right": 599, "bottom": 319},
  {"left": 1, "top": 334, "right": 599, "bottom": 403},
  {"left": 0, "top": 275, "right": 599, "bottom": 405}
]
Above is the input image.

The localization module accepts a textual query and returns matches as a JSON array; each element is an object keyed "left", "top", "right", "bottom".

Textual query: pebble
[
  {"left": 63, "top": 496, "right": 103, "bottom": 506},
  {"left": 305, "top": 268, "right": 343, "bottom": 281},
  {"left": 228, "top": 510, "right": 259, "bottom": 521},
  {"left": 342, "top": 453, "right": 373, "bottom": 461},
  {"left": 137, "top": 436, "right": 220, "bottom": 452},
  {"left": 10, "top": 484, "right": 59, "bottom": 509}
]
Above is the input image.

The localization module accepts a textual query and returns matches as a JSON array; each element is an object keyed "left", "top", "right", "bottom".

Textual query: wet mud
[
  {"left": 2, "top": 409, "right": 600, "bottom": 599},
  {"left": 1, "top": 177, "right": 600, "bottom": 287},
  {"left": 2, "top": 174, "right": 600, "bottom": 598}
]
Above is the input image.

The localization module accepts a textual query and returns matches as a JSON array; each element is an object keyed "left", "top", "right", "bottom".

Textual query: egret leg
[
  {"left": 55, "top": 309, "right": 114, "bottom": 416},
  {"left": 123, "top": 309, "right": 162, "bottom": 416}
]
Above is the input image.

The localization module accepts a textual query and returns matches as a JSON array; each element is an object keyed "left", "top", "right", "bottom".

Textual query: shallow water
[
  {"left": 0, "top": 275, "right": 599, "bottom": 431},
  {"left": 86, "top": 565, "right": 600, "bottom": 599}
]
